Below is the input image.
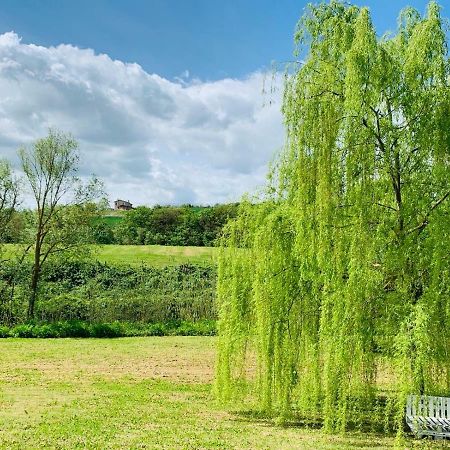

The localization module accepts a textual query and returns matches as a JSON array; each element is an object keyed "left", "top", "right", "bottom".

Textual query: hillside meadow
[
  {"left": 0, "top": 336, "right": 438, "bottom": 450},
  {"left": 2, "top": 243, "right": 217, "bottom": 267},
  {"left": 96, "top": 244, "right": 217, "bottom": 267}
]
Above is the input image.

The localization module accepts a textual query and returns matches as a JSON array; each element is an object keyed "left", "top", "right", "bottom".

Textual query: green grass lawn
[
  {"left": 2, "top": 244, "right": 217, "bottom": 267},
  {"left": 95, "top": 244, "right": 216, "bottom": 267},
  {"left": 0, "top": 337, "right": 438, "bottom": 449}
]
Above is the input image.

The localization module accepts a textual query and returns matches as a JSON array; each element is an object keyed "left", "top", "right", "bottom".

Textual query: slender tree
[
  {"left": 20, "top": 130, "right": 103, "bottom": 318},
  {"left": 216, "top": 1, "right": 450, "bottom": 436}
]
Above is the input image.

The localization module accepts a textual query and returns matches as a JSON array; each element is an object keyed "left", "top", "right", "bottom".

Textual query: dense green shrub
[
  {"left": 38, "top": 293, "right": 90, "bottom": 321},
  {"left": 9, "top": 323, "right": 35, "bottom": 338},
  {"left": 112, "top": 204, "right": 238, "bottom": 247},
  {"left": 1, "top": 320, "right": 216, "bottom": 338},
  {"left": 91, "top": 221, "right": 116, "bottom": 244},
  {"left": 89, "top": 322, "right": 124, "bottom": 338},
  {"left": 0, "top": 259, "right": 217, "bottom": 326}
]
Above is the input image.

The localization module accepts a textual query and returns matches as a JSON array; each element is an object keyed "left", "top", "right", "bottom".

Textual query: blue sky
[
  {"left": 0, "top": 0, "right": 438, "bottom": 81},
  {"left": 0, "top": 0, "right": 445, "bottom": 206}
]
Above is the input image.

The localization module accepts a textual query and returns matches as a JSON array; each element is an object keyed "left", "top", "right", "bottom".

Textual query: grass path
[{"left": 0, "top": 337, "right": 439, "bottom": 449}]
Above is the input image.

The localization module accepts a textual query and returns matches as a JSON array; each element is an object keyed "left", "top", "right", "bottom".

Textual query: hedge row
[{"left": 0, "top": 320, "right": 216, "bottom": 338}]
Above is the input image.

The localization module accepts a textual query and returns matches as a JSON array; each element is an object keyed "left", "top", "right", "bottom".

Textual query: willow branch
[{"left": 407, "top": 190, "right": 450, "bottom": 234}]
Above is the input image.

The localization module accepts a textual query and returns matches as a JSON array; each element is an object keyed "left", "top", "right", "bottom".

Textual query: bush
[
  {"left": 37, "top": 262, "right": 217, "bottom": 324},
  {"left": 89, "top": 322, "right": 124, "bottom": 338},
  {"left": 37, "top": 293, "right": 89, "bottom": 322},
  {"left": 0, "top": 260, "right": 217, "bottom": 326},
  {"left": 0, "top": 320, "right": 216, "bottom": 338},
  {"left": 32, "top": 323, "right": 56, "bottom": 338},
  {"left": 10, "top": 324, "right": 35, "bottom": 338},
  {"left": 114, "top": 204, "right": 239, "bottom": 246},
  {"left": 55, "top": 321, "right": 91, "bottom": 338}
]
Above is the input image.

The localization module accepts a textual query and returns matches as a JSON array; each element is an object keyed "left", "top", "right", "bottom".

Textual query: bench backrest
[{"left": 407, "top": 395, "right": 450, "bottom": 419}]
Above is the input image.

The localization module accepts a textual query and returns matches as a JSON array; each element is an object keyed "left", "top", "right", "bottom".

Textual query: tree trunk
[{"left": 27, "top": 241, "right": 41, "bottom": 319}]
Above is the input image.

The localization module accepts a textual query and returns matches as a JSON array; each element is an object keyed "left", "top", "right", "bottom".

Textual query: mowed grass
[
  {"left": 0, "top": 337, "right": 439, "bottom": 449},
  {"left": 2, "top": 244, "right": 217, "bottom": 267},
  {"left": 95, "top": 244, "right": 216, "bottom": 267}
]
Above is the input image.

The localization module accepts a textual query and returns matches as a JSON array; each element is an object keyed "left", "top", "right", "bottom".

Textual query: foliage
[
  {"left": 91, "top": 219, "right": 116, "bottom": 244},
  {"left": 113, "top": 203, "right": 239, "bottom": 246},
  {"left": 0, "top": 210, "right": 30, "bottom": 244},
  {"left": 216, "top": 1, "right": 450, "bottom": 439},
  {"left": 2, "top": 202, "right": 239, "bottom": 248},
  {"left": 0, "top": 259, "right": 217, "bottom": 325},
  {"left": 0, "top": 159, "right": 20, "bottom": 242},
  {"left": 0, "top": 319, "right": 216, "bottom": 338}
]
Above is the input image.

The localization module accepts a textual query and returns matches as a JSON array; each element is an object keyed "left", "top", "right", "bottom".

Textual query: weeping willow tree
[{"left": 216, "top": 1, "right": 450, "bottom": 436}]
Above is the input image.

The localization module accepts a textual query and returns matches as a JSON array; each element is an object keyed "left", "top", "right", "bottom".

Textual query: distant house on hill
[{"left": 114, "top": 199, "right": 133, "bottom": 211}]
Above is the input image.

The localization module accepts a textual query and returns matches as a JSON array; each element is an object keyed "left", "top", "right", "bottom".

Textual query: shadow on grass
[
  {"left": 227, "top": 409, "right": 401, "bottom": 448},
  {"left": 233, "top": 409, "right": 322, "bottom": 429}
]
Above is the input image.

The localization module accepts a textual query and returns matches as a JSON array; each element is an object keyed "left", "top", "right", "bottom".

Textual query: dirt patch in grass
[{"left": 0, "top": 337, "right": 217, "bottom": 384}]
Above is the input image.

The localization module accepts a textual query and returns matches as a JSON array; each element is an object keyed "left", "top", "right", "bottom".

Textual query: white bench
[{"left": 406, "top": 395, "right": 450, "bottom": 439}]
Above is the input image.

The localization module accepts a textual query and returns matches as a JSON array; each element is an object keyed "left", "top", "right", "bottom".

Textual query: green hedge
[
  {"left": 0, "top": 320, "right": 216, "bottom": 338},
  {"left": 0, "top": 260, "right": 217, "bottom": 325}
]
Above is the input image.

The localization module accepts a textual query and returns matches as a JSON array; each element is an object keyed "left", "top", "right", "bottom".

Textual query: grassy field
[
  {"left": 2, "top": 244, "right": 217, "bottom": 267},
  {"left": 95, "top": 244, "right": 216, "bottom": 267},
  {"left": 0, "top": 337, "right": 440, "bottom": 449}
]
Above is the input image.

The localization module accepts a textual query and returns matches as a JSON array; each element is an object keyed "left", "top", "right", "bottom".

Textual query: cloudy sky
[{"left": 0, "top": 0, "right": 436, "bottom": 206}]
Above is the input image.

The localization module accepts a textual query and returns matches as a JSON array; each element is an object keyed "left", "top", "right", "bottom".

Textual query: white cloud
[{"left": 0, "top": 32, "right": 284, "bottom": 206}]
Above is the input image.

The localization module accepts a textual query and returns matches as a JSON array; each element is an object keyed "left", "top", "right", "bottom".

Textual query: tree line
[
  {"left": 3, "top": 203, "right": 240, "bottom": 247},
  {"left": 91, "top": 203, "right": 239, "bottom": 246}
]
